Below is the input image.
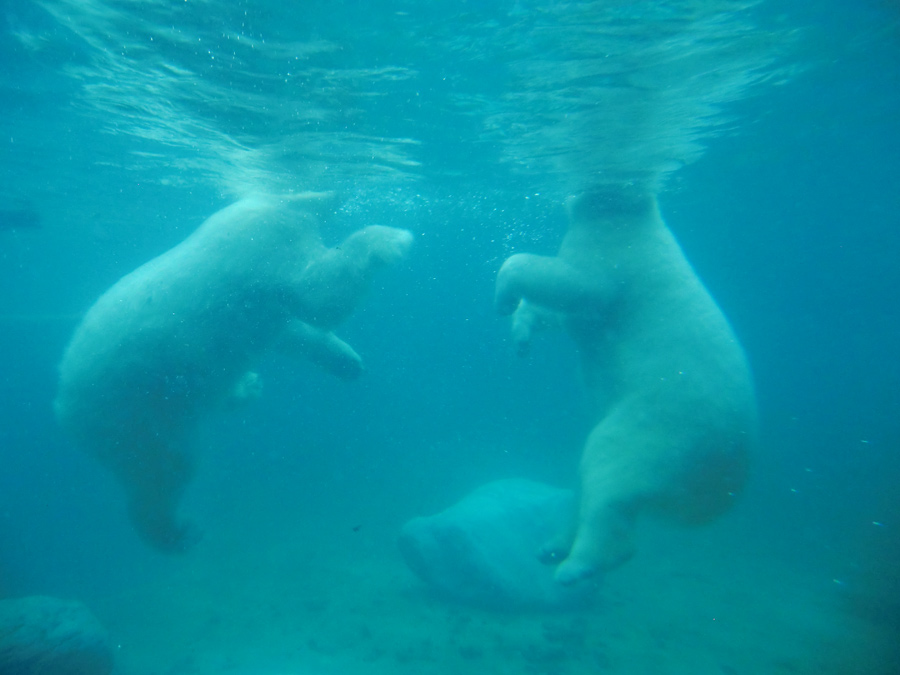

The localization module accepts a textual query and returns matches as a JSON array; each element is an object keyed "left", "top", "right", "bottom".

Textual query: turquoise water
[{"left": 1, "top": 1, "right": 898, "bottom": 673}]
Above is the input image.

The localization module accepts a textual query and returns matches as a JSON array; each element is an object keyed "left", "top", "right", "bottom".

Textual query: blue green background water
[{"left": 1, "top": 1, "right": 898, "bottom": 673}]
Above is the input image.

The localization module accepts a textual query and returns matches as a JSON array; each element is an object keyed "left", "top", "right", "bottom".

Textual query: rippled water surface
[{"left": 1, "top": 1, "right": 898, "bottom": 674}]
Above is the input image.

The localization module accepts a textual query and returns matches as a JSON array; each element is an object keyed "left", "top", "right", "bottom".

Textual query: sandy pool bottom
[{"left": 91, "top": 520, "right": 897, "bottom": 675}]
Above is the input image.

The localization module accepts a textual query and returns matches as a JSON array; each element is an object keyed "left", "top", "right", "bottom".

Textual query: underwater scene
[{"left": 1, "top": 1, "right": 898, "bottom": 673}]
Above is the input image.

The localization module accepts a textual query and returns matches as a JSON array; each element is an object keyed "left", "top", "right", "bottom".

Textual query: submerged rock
[
  {"left": 398, "top": 478, "right": 594, "bottom": 609},
  {"left": 0, "top": 595, "right": 114, "bottom": 675}
]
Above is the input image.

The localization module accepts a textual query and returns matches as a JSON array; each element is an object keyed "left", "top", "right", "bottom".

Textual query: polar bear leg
[
  {"left": 277, "top": 320, "right": 364, "bottom": 380},
  {"left": 554, "top": 503, "right": 636, "bottom": 585},
  {"left": 114, "top": 440, "right": 200, "bottom": 553},
  {"left": 509, "top": 300, "right": 562, "bottom": 357},
  {"left": 495, "top": 253, "right": 604, "bottom": 316},
  {"left": 550, "top": 403, "right": 661, "bottom": 584}
]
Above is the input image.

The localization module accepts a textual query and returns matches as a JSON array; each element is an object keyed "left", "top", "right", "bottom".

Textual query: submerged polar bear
[
  {"left": 495, "top": 186, "right": 757, "bottom": 584},
  {"left": 55, "top": 194, "right": 413, "bottom": 553}
]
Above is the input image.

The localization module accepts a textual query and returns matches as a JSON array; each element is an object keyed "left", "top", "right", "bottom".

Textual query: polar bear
[
  {"left": 495, "top": 186, "right": 757, "bottom": 584},
  {"left": 55, "top": 194, "right": 413, "bottom": 553}
]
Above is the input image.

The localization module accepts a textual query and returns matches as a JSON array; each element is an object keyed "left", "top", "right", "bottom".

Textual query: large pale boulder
[{"left": 399, "top": 479, "right": 594, "bottom": 609}]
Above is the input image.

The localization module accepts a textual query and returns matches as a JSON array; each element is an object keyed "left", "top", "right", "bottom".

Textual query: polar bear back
[
  {"left": 564, "top": 191, "right": 756, "bottom": 530},
  {"left": 564, "top": 194, "right": 753, "bottom": 425},
  {"left": 55, "top": 196, "right": 326, "bottom": 455}
]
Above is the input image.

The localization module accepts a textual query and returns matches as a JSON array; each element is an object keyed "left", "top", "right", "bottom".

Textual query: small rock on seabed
[{"left": 0, "top": 595, "right": 114, "bottom": 675}]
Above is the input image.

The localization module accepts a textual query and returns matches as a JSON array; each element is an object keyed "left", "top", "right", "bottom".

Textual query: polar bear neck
[
  {"left": 559, "top": 186, "right": 669, "bottom": 268},
  {"left": 567, "top": 184, "right": 661, "bottom": 224}
]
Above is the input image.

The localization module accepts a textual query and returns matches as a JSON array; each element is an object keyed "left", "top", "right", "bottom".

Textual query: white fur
[
  {"left": 496, "top": 187, "right": 756, "bottom": 583},
  {"left": 55, "top": 194, "right": 412, "bottom": 552}
]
